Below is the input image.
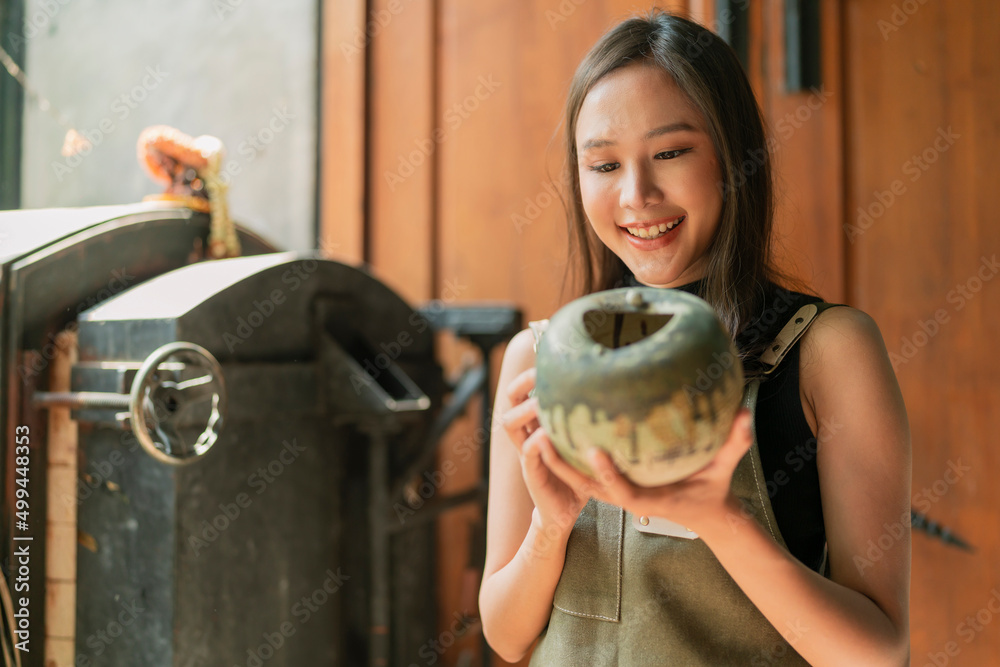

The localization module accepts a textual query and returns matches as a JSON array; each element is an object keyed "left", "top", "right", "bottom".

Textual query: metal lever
[{"left": 33, "top": 342, "right": 226, "bottom": 466}]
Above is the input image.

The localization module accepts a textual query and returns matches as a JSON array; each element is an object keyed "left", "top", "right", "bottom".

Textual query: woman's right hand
[{"left": 500, "top": 367, "right": 588, "bottom": 535}]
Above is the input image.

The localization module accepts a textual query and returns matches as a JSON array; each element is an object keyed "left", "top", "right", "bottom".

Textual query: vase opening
[{"left": 582, "top": 310, "right": 673, "bottom": 350}]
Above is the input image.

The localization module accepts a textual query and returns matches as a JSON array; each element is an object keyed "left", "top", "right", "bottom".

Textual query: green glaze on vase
[{"left": 534, "top": 287, "right": 744, "bottom": 487}]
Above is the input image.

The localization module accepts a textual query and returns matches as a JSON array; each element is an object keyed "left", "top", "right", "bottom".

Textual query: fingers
[
  {"left": 501, "top": 396, "right": 539, "bottom": 431},
  {"left": 584, "top": 449, "right": 633, "bottom": 496},
  {"left": 539, "top": 440, "right": 596, "bottom": 495},
  {"left": 538, "top": 441, "right": 629, "bottom": 505},
  {"left": 519, "top": 428, "right": 550, "bottom": 482},
  {"left": 505, "top": 367, "right": 536, "bottom": 406},
  {"left": 524, "top": 411, "right": 754, "bottom": 515},
  {"left": 499, "top": 369, "right": 540, "bottom": 451},
  {"left": 500, "top": 397, "right": 541, "bottom": 451}
]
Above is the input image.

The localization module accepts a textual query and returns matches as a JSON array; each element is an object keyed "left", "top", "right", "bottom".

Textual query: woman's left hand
[{"left": 538, "top": 408, "right": 755, "bottom": 536}]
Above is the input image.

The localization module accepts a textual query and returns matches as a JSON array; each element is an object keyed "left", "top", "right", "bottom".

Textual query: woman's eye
[
  {"left": 587, "top": 149, "right": 690, "bottom": 173},
  {"left": 655, "top": 148, "right": 692, "bottom": 160}
]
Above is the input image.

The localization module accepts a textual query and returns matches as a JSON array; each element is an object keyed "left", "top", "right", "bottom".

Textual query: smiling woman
[
  {"left": 479, "top": 9, "right": 911, "bottom": 667},
  {"left": 575, "top": 64, "right": 723, "bottom": 289},
  {"left": 560, "top": 10, "right": 779, "bottom": 348}
]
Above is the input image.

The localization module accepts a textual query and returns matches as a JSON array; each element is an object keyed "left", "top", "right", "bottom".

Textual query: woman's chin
[
  {"left": 625, "top": 256, "right": 706, "bottom": 289},
  {"left": 628, "top": 268, "right": 684, "bottom": 289}
]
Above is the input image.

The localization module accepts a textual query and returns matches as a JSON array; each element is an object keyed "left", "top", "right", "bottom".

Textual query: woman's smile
[{"left": 621, "top": 214, "right": 686, "bottom": 244}]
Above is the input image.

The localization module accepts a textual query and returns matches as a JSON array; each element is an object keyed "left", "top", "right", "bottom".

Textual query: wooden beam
[
  {"left": 367, "top": 0, "right": 436, "bottom": 304},
  {"left": 319, "top": 0, "right": 367, "bottom": 264}
]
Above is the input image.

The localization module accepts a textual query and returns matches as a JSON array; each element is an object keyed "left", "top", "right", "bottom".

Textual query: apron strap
[
  {"left": 754, "top": 300, "right": 847, "bottom": 575},
  {"left": 759, "top": 302, "right": 846, "bottom": 375}
]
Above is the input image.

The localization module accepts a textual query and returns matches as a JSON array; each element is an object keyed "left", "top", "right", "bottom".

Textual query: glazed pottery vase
[{"left": 534, "top": 287, "right": 744, "bottom": 487}]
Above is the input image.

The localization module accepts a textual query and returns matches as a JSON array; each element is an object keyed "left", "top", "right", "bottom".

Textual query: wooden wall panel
[
  {"left": 368, "top": 0, "right": 436, "bottom": 303},
  {"left": 435, "top": 0, "right": 687, "bottom": 320},
  {"left": 762, "top": 0, "right": 845, "bottom": 302},
  {"left": 687, "top": 0, "right": 715, "bottom": 26},
  {"left": 319, "top": 0, "right": 366, "bottom": 264},
  {"left": 844, "top": 0, "right": 1000, "bottom": 663}
]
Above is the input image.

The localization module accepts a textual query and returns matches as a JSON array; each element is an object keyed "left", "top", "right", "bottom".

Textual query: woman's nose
[{"left": 618, "top": 163, "right": 664, "bottom": 210}]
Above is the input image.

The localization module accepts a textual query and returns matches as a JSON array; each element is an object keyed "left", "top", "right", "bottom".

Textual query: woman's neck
[{"left": 623, "top": 272, "right": 705, "bottom": 296}]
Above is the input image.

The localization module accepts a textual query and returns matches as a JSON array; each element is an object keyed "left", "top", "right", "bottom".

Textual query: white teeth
[
  {"left": 627, "top": 226, "right": 661, "bottom": 239},
  {"left": 625, "top": 217, "right": 683, "bottom": 240}
]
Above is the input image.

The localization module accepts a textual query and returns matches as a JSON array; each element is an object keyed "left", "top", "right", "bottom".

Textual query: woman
[{"left": 478, "top": 10, "right": 911, "bottom": 666}]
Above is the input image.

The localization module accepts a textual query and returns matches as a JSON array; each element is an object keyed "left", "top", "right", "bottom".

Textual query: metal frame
[
  {"left": 0, "top": 0, "right": 24, "bottom": 210},
  {"left": 372, "top": 303, "right": 521, "bottom": 667}
]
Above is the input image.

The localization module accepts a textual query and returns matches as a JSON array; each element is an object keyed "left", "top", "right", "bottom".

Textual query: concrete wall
[{"left": 19, "top": 0, "right": 318, "bottom": 250}]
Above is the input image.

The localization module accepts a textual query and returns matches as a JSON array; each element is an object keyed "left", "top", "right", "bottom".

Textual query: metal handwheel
[{"left": 129, "top": 342, "right": 226, "bottom": 465}]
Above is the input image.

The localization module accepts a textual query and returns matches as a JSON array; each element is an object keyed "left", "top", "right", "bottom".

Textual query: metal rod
[
  {"left": 390, "top": 364, "right": 486, "bottom": 505},
  {"left": 475, "top": 344, "right": 493, "bottom": 667},
  {"left": 385, "top": 484, "right": 488, "bottom": 534},
  {"left": 366, "top": 424, "right": 391, "bottom": 667},
  {"left": 477, "top": 344, "right": 492, "bottom": 483},
  {"left": 32, "top": 391, "right": 131, "bottom": 410}
]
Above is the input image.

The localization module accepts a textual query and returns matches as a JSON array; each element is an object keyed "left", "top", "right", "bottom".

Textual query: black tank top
[
  {"left": 623, "top": 275, "right": 828, "bottom": 570},
  {"left": 738, "top": 284, "right": 827, "bottom": 572}
]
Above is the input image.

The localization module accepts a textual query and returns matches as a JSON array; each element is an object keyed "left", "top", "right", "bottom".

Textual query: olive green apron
[{"left": 528, "top": 302, "right": 840, "bottom": 666}]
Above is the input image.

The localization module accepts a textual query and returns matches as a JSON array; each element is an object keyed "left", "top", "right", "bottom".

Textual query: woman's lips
[{"left": 620, "top": 215, "right": 685, "bottom": 249}]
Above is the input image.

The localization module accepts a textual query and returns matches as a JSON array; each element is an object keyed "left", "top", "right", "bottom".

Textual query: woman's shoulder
[
  {"left": 798, "top": 304, "right": 893, "bottom": 424},
  {"left": 499, "top": 327, "right": 538, "bottom": 374},
  {"left": 772, "top": 276, "right": 883, "bottom": 353},
  {"left": 753, "top": 281, "right": 866, "bottom": 342},
  {"left": 742, "top": 282, "right": 886, "bottom": 378},
  {"left": 801, "top": 305, "right": 886, "bottom": 372}
]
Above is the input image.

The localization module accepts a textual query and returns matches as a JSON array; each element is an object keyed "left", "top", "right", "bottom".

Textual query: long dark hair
[{"left": 563, "top": 10, "right": 806, "bottom": 373}]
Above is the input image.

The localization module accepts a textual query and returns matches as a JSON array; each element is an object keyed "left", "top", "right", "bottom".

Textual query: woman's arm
[
  {"left": 540, "top": 306, "right": 911, "bottom": 666},
  {"left": 702, "top": 306, "right": 911, "bottom": 665},
  {"left": 478, "top": 329, "right": 586, "bottom": 663}
]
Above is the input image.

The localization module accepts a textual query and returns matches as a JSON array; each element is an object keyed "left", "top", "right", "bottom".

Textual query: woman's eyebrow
[
  {"left": 645, "top": 121, "right": 698, "bottom": 139},
  {"left": 580, "top": 121, "right": 699, "bottom": 151}
]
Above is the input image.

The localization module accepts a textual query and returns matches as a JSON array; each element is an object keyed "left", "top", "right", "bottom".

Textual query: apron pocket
[{"left": 551, "top": 498, "right": 624, "bottom": 622}]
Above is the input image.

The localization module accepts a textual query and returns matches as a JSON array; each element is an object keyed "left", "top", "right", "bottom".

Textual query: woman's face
[{"left": 575, "top": 63, "right": 723, "bottom": 288}]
